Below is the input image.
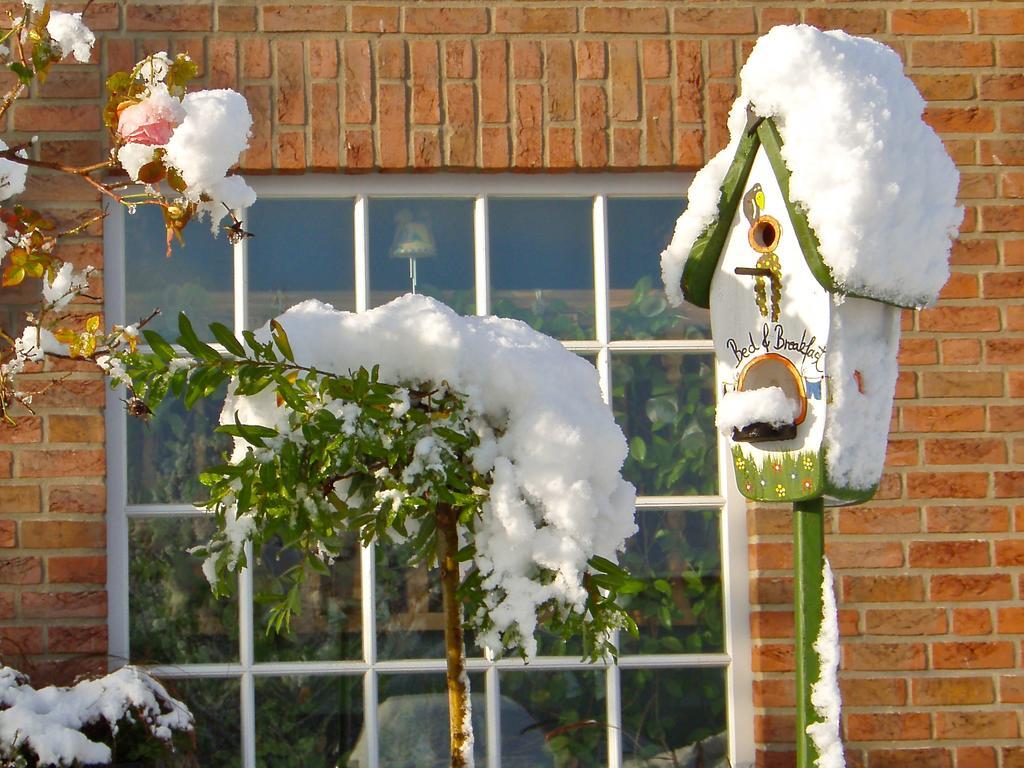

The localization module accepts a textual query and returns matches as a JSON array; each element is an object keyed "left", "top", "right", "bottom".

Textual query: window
[{"left": 105, "top": 174, "right": 754, "bottom": 768}]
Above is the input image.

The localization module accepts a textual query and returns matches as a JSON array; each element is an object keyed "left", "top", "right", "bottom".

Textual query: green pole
[{"left": 793, "top": 496, "right": 825, "bottom": 767}]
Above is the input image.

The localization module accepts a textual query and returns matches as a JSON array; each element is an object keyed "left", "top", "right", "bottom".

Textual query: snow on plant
[
  {"left": 0, "top": 664, "right": 193, "bottom": 766},
  {"left": 118, "top": 295, "right": 647, "bottom": 767},
  {"left": 806, "top": 559, "right": 844, "bottom": 768},
  {"left": 0, "top": 2, "right": 253, "bottom": 425}
]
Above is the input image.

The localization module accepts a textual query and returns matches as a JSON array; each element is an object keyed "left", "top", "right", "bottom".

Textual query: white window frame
[{"left": 104, "top": 173, "right": 754, "bottom": 768}]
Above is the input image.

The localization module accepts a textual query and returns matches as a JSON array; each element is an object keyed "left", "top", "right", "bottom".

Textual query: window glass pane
[
  {"left": 499, "top": 669, "right": 606, "bottom": 766},
  {"left": 254, "top": 675, "right": 363, "bottom": 768},
  {"left": 607, "top": 197, "right": 710, "bottom": 340},
  {"left": 253, "top": 537, "right": 362, "bottom": 662},
  {"left": 619, "top": 508, "right": 723, "bottom": 655},
  {"left": 168, "top": 676, "right": 241, "bottom": 767},
  {"left": 369, "top": 198, "right": 474, "bottom": 313},
  {"left": 489, "top": 198, "right": 595, "bottom": 340},
  {"left": 612, "top": 353, "right": 717, "bottom": 496},
  {"left": 125, "top": 204, "right": 233, "bottom": 338},
  {"left": 248, "top": 199, "right": 355, "bottom": 328},
  {"left": 372, "top": 673, "right": 486, "bottom": 767},
  {"left": 620, "top": 667, "right": 727, "bottom": 766},
  {"left": 129, "top": 516, "right": 237, "bottom": 663},
  {"left": 126, "top": 386, "right": 228, "bottom": 504}
]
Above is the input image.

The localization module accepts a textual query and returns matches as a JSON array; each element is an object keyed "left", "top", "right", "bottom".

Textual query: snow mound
[
  {"left": 716, "top": 386, "right": 797, "bottom": 434},
  {"left": 663, "top": 24, "right": 961, "bottom": 309},
  {"left": 807, "top": 558, "right": 845, "bottom": 767},
  {"left": 225, "top": 295, "right": 638, "bottom": 658},
  {"left": 0, "top": 665, "right": 192, "bottom": 766}
]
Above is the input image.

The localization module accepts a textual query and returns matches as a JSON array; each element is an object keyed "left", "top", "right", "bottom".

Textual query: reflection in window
[
  {"left": 169, "top": 677, "right": 242, "bottom": 768},
  {"left": 129, "top": 516, "right": 238, "bottom": 663},
  {"left": 619, "top": 508, "right": 723, "bottom": 655},
  {"left": 489, "top": 198, "right": 595, "bottom": 339},
  {"left": 125, "top": 204, "right": 233, "bottom": 338},
  {"left": 608, "top": 197, "right": 710, "bottom": 340},
  {"left": 255, "top": 675, "right": 363, "bottom": 768},
  {"left": 369, "top": 198, "right": 474, "bottom": 313},
  {"left": 247, "top": 199, "right": 355, "bottom": 328},
  {"left": 612, "top": 353, "right": 718, "bottom": 496}
]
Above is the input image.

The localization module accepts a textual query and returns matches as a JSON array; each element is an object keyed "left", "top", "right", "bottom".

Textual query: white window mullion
[
  {"left": 592, "top": 195, "right": 611, "bottom": 348},
  {"left": 239, "top": 542, "right": 257, "bottom": 768},
  {"left": 484, "top": 660, "right": 501, "bottom": 768},
  {"left": 354, "top": 196, "right": 370, "bottom": 313},
  {"left": 474, "top": 196, "right": 490, "bottom": 316},
  {"left": 361, "top": 541, "right": 379, "bottom": 767},
  {"left": 233, "top": 207, "right": 249, "bottom": 332},
  {"left": 104, "top": 200, "right": 130, "bottom": 669},
  {"left": 605, "top": 664, "right": 623, "bottom": 768}
]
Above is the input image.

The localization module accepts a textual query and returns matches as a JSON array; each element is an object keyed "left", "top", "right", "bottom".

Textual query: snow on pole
[{"left": 806, "top": 558, "right": 845, "bottom": 768}]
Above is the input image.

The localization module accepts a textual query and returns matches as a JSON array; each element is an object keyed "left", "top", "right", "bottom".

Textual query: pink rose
[{"left": 117, "top": 94, "right": 183, "bottom": 146}]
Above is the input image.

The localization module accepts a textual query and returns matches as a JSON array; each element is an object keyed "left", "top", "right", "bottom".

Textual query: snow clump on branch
[
  {"left": 46, "top": 11, "right": 95, "bottom": 64},
  {"left": 223, "top": 295, "right": 638, "bottom": 658}
]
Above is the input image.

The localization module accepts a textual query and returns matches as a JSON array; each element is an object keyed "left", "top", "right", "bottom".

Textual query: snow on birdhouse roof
[{"left": 662, "top": 25, "right": 962, "bottom": 310}]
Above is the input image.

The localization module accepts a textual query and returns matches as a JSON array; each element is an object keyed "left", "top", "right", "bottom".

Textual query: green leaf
[
  {"left": 9, "top": 62, "right": 33, "bottom": 86},
  {"left": 216, "top": 417, "right": 279, "bottom": 446},
  {"left": 629, "top": 436, "right": 647, "bottom": 462},
  {"left": 209, "top": 322, "right": 245, "bottom": 357},
  {"left": 269, "top": 319, "right": 295, "bottom": 362},
  {"left": 142, "top": 330, "right": 176, "bottom": 363},
  {"left": 176, "top": 312, "right": 220, "bottom": 362}
]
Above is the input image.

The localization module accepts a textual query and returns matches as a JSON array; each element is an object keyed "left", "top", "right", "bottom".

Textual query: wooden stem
[
  {"left": 436, "top": 503, "right": 473, "bottom": 768},
  {"left": 794, "top": 496, "right": 825, "bottom": 768}
]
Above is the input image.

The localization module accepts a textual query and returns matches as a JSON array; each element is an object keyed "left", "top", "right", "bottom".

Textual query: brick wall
[{"left": 0, "top": 1, "right": 1020, "bottom": 764}]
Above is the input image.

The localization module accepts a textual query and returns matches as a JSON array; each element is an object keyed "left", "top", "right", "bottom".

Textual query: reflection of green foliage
[
  {"left": 501, "top": 671, "right": 605, "bottom": 767},
  {"left": 620, "top": 510, "right": 723, "bottom": 656},
  {"left": 611, "top": 275, "right": 710, "bottom": 341},
  {"left": 129, "top": 517, "right": 238, "bottom": 664},
  {"left": 254, "top": 676, "right": 363, "bottom": 768},
  {"left": 621, "top": 668, "right": 726, "bottom": 765},
  {"left": 375, "top": 539, "right": 446, "bottom": 661},
  {"left": 127, "top": 389, "right": 229, "bottom": 504},
  {"left": 163, "top": 677, "right": 241, "bottom": 768},
  {"left": 613, "top": 353, "right": 717, "bottom": 496},
  {"left": 253, "top": 537, "right": 362, "bottom": 663},
  {"left": 493, "top": 292, "right": 592, "bottom": 341}
]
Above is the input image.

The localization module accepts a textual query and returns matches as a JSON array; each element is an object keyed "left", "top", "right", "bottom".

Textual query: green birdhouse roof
[{"left": 680, "top": 116, "right": 842, "bottom": 310}]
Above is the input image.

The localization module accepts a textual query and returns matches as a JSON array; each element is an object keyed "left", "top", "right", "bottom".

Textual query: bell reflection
[{"left": 389, "top": 210, "right": 437, "bottom": 294}]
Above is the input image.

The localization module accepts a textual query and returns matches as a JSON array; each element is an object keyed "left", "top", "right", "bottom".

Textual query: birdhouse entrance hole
[
  {"left": 748, "top": 215, "right": 781, "bottom": 253},
  {"left": 733, "top": 353, "right": 807, "bottom": 443}
]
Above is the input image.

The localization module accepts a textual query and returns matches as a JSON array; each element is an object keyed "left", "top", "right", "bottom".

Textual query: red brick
[
  {"left": 612, "top": 127, "right": 640, "bottom": 168},
  {"left": 751, "top": 610, "right": 795, "bottom": 639},
  {"left": 577, "top": 41, "right": 605, "bottom": 80},
  {"left": 48, "top": 555, "right": 106, "bottom": 585},
  {"left": 479, "top": 41, "right": 508, "bottom": 124},
  {"left": 750, "top": 542, "right": 791, "bottom": 571},
  {"left": 754, "top": 713, "right": 794, "bottom": 744},
  {"left": 863, "top": 749, "right": 950, "bottom": 768},
  {"left": 14, "top": 105, "right": 100, "bottom": 132},
  {"left": 845, "top": 712, "right": 930, "bottom": 741},
  {"left": 208, "top": 38, "right": 236, "bottom": 90},
  {"left": 0, "top": 417, "right": 41, "bottom": 444},
  {"left": 511, "top": 41, "right": 541, "bottom": 80},
  {"left": 584, "top": 7, "right": 666, "bottom": 34},
  {"left": 580, "top": 85, "right": 607, "bottom": 168},
  {"left": 927, "top": 505, "right": 1009, "bottom": 534},
  {"left": 995, "top": 540, "right": 1024, "bottom": 566},
  {"left": 919, "top": 306, "right": 1000, "bottom": 333},
  {"left": 0, "top": 556, "right": 42, "bottom": 585},
  {"left": 344, "top": 129, "right": 373, "bottom": 169},
  {"left": 760, "top": 7, "right": 800, "bottom": 31},
  {"left": 445, "top": 41, "right": 474, "bottom": 79},
  {"left": 805, "top": 7, "right": 882, "bottom": 34},
  {"left": 707, "top": 40, "right": 734, "bottom": 79},
  {"left": 892, "top": 8, "right": 970, "bottom": 35},
  {"left": 18, "top": 449, "right": 104, "bottom": 479},
  {"left": 49, "top": 484, "right": 104, "bottom": 515},
  {"left": 980, "top": 140, "right": 1024, "bottom": 167},
  {"left": 311, "top": 82, "right": 339, "bottom": 169},
  {"left": 496, "top": 7, "right": 576, "bottom": 34},
  {"left": 957, "top": 748, "right": 996, "bottom": 768},
  {"left": 841, "top": 678, "right": 906, "bottom": 707},
  {"left": 274, "top": 40, "right": 305, "bottom": 126},
  {"left": 939, "top": 338, "right": 981, "bottom": 365},
  {"left": 998, "top": 607, "right": 1024, "bottom": 634},
  {"left": 995, "top": 472, "right": 1024, "bottom": 499},
  {"left": 911, "top": 74, "right": 974, "bottom": 101},
  {"left": 127, "top": 4, "right": 211, "bottom": 30},
  {"left": 642, "top": 40, "right": 670, "bottom": 80},
  {"left": 547, "top": 127, "right": 574, "bottom": 169},
  {"left": 844, "top": 642, "right": 926, "bottom": 671},
  {"left": 411, "top": 41, "right": 440, "bottom": 125},
  {"left": 1001, "top": 41, "right": 1024, "bottom": 68},
  {"left": 675, "top": 7, "right": 754, "bottom": 34},
  {"left": 608, "top": 41, "right": 638, "bottom": 123},
  {"left": 902, "top": 405, "right": 986, "bottom": 433},
  {"left": 911, "top": 40, "right": 993, "bottom": 68},
  {"left": 898, "top": 338, "right": 937, "bottom": 366},
  {"left": 981, "top": 205, "right": 1024, "bottom": 232},
  {"left": 953, "top": 608, "right": 993, "bottom": 636},
  {"left": 906, "top": 472, "right": 987, "bottom": 500},
  {"left": 351, "top": 5, "right": 398, "bottom": 33},
  {"left": 242, "top": 38, "right": 270, "bottom": 80},
  {"left": 405, "top": 8, "right": 487, "bottom": 34},
  {"left": 982, "top": 270, "right": 1024, "bottom": 299},
  {"left": 826, "top": 541, "right": 903, "bottom": 569},
  {"left": 446, "top": 82, "right": 475, "bottom": 167},
  {"left": 513, "top": 83, "right": 542, "bottom": 169},
  {"left": 0, "top": 454, "right": 11, "bottom": 480},
  {"left": 0, "top": 520, "right": 14, "bottom": 547},
  {"left": 379, "top": 39, "right": 411, "bottom": 79},
  {"left": 933, "top": 641, "right": 1014, "bottom": 670},
  {"left": 839, "top": 507, "right": 920, "bottom": 535},
  {"left": 20, "top": 521, "right": 104, "bottom": 549},
  {"left": 1001, "top": 675, "right": 1024, "bottom": 703},
  {"left": 0, "top": 486, "right": 39, "bottom": 514},
  {"left": 978, "top": 8, "right": 1024, "bottom": 35},
  {"left": 546, "top": 41, "right": 574, "bottom": 122},
  {"left": 263, "top": 4, "right": 343, "bottom": 31},
  {"left": 675, "top": 41, "right": 702, "bottom": 125},
  {"left": 843, "top": 575, "right": 924, "bottom": 603},
  {"left": 48, "top": 625, "right": 107, "bottom": 654},
  {"left": 1008, "top": 747, "right": 1024, "bottom": 768},
  {"left": 344, "top": 41, "right": 372, "bottom": 125},
  {"left": 865, "top": 608, "right": 946, "bottom": 636},
  {"left": 645, "top": 83, "right": 672, "bottom": 167},
  {"left": 309, "top": 39, "right": 338, "bottom": 79},
  {"left": 909, "top": 540, "right": 989, "bottom": 569},
  {"left": 991, "top": 406, "right": 1024, "bottom": 433},
  {"left": 0, "top": 626, "right": 44, "bottom": 655},
  {"left": 753, "top": 643, "right": 794, "bottom": 673},
  {"left": 930, "top": 574, "right": 1013, "bottom": 602},
  {"left": 21, "top": 590, "right": 106, "bottom": 618},
  {"left": 924, "top": 438, "right": 1005, "bottom": 466},
  {"left": 753, "top": 678, "right": 794, "bottom": 708},
  {"left": 47, "top": 415, "right": 103, "bottom": 444},
  {"left": 218, "top": 5, "right": 255, "bottom": 32},
  {"left": 481, "top": 126, "right": 509, "bottom": 170},
  {"left": 38, "top": 69, "right": 101, "bottom": 99},
  {"left": 936, "top": 711, "right": 1017, "bottom": 740}
]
